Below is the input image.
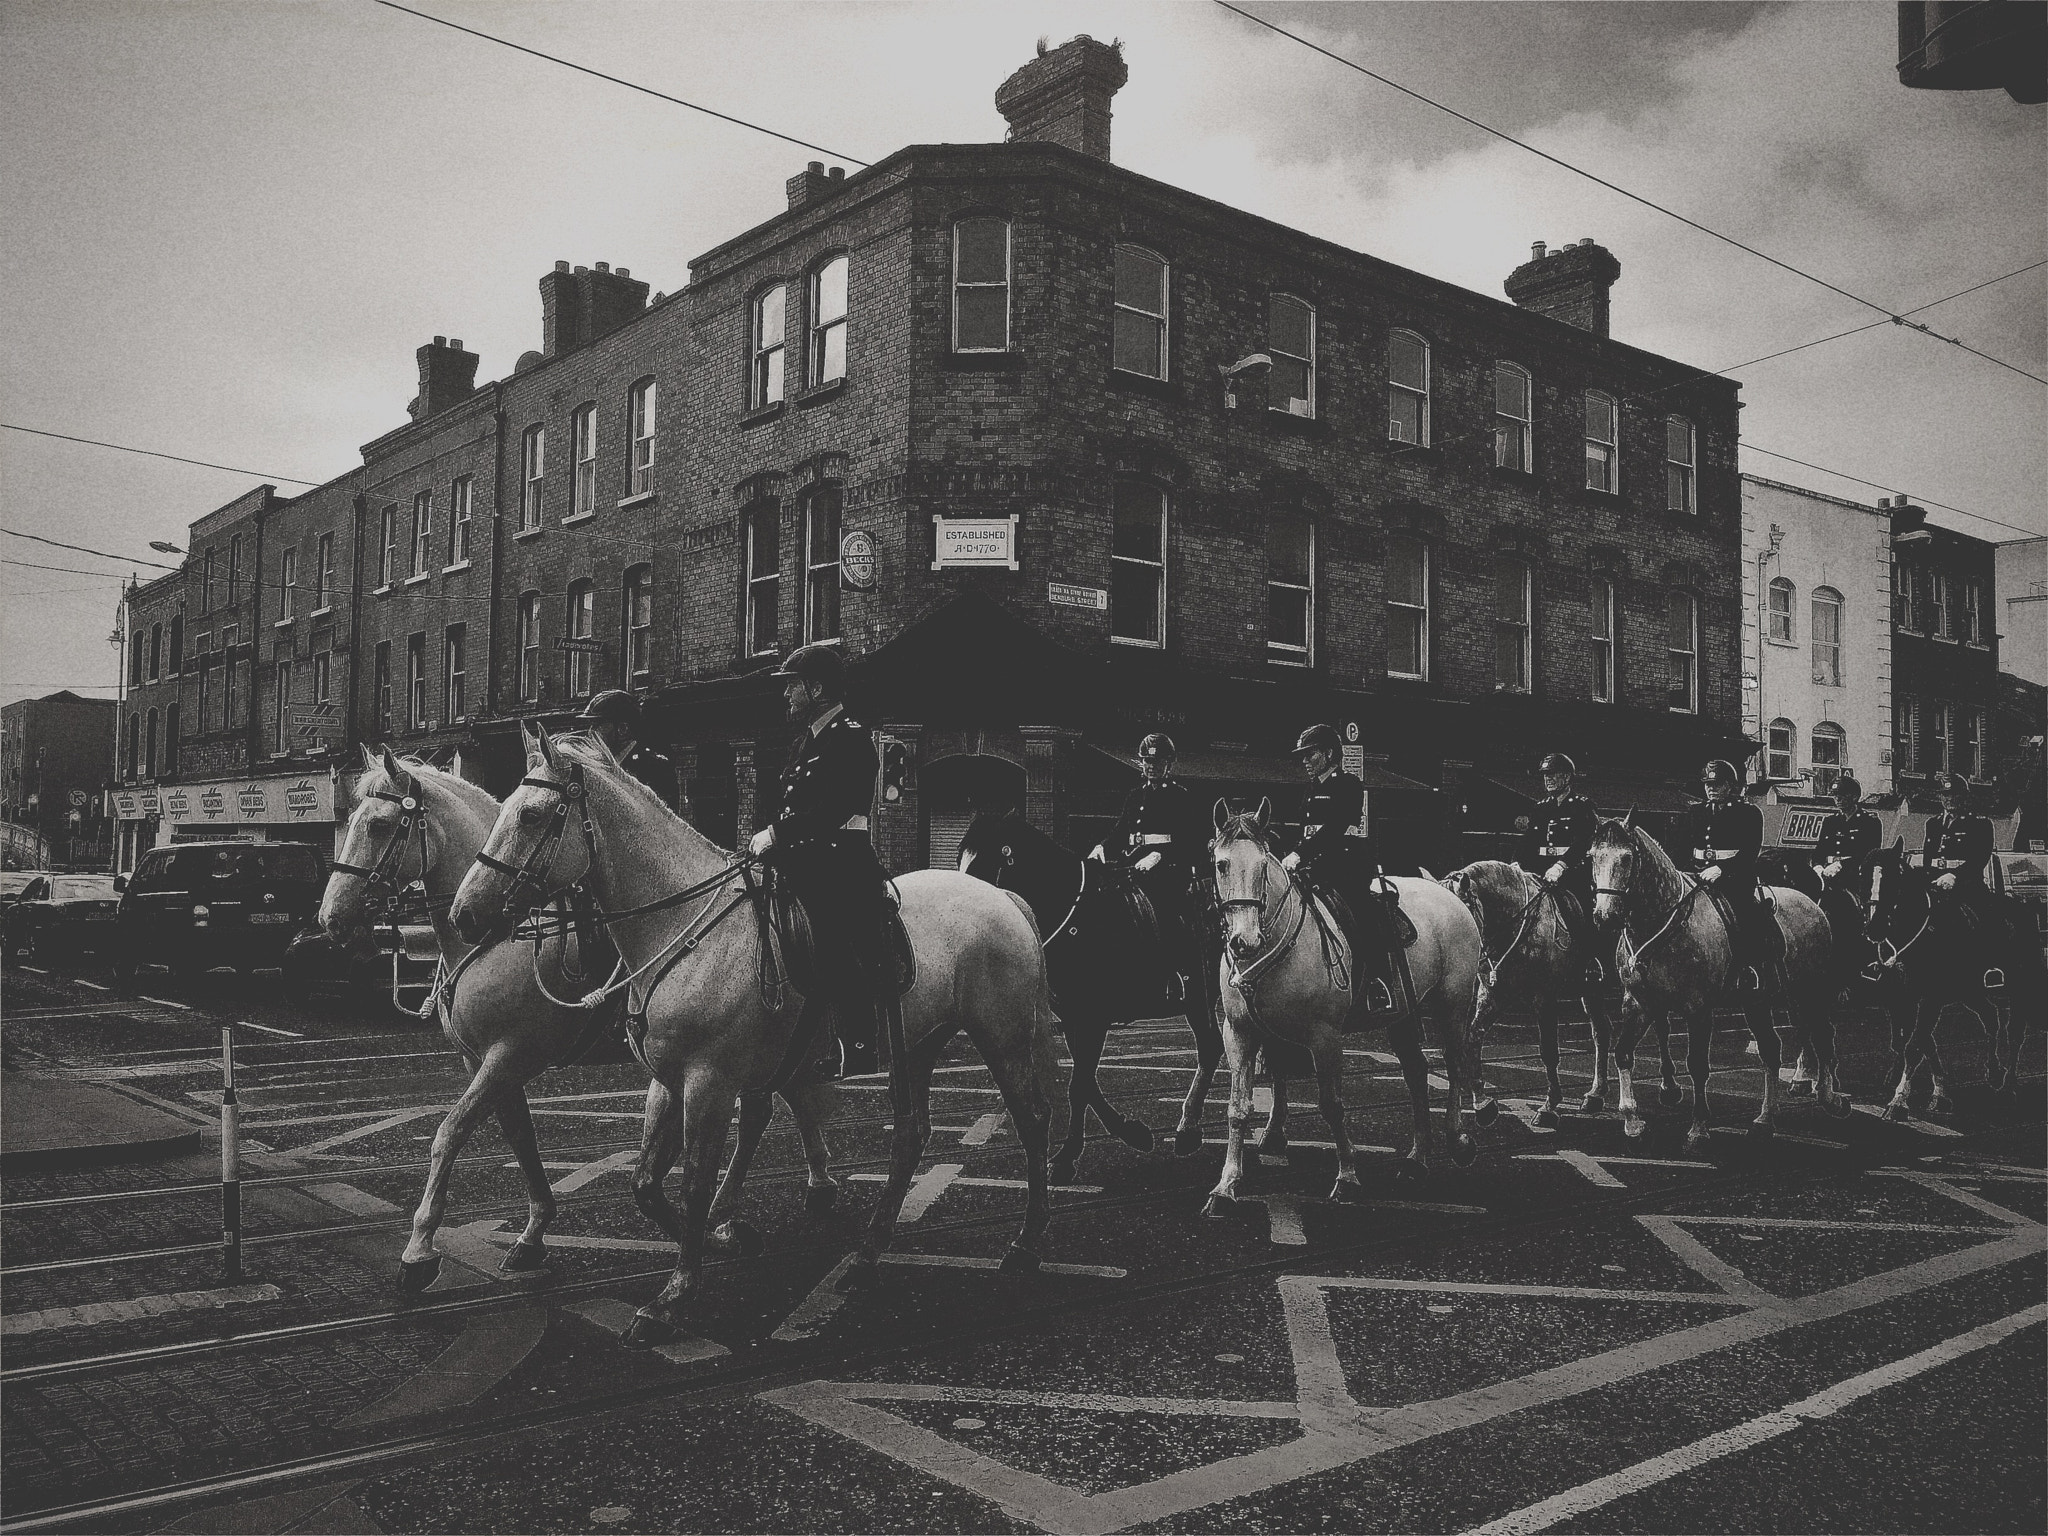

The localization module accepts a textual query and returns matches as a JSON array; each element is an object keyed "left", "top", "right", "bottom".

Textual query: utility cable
[
  {"left": 368, "top": 0, "right": 872, "bottom": 167},
  {"left": 1741, "top": 444, "right": 2042, "bottom": 539},
  {"left": 1, "top": 424, "right": 321, "bottom": 485},
  {"left": 1, "top": 528, "right": 182, "bottom": 572},
  {"left": 2, "top": 558, "right": 139, "bottom": 579},
  {"left": 1213, "top": 1, "right": 2048, "bottom": 387}
]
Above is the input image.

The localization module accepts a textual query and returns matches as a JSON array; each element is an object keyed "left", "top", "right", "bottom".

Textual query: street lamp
[{"left": 148, "top": 541, "right": 184, "bottom": 555}]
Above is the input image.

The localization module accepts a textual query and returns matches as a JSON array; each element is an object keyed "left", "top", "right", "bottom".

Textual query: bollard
[{"left": 220, "top": 1022, "right": 241, "bottom": 1282}]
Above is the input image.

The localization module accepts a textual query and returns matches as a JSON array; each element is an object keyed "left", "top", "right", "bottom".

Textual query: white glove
[
  {"left": 1823, "top": 860, "right": 1844, "bottom": 878},
  {"left": 1280, "top": 852, "right": 1302, "bottom": 873},
  {"left": 748, "top": 827, "right": 775, "bottom": 857},
  {"left": 1088, "top": 845, "right": 1106, "bottom": 862},
  {"left": 1934, "top": 873, "right": 1957, "bottom": 891},
  {"left": 1544, "top": 862, "right": 1566, "bottom": 884},
  {"left": 1135, "top": 851, "right": 1162, "bottom": 872},
  {"left": 1699, "top": 865, "right": 1722, "bottom": 885}
]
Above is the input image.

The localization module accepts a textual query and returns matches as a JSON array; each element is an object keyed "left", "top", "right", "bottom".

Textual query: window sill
[
  {"left": 615, "top": 493, "right": 656, "bottom": 511},
  {"left": 1765, "top": 638, "right": 1798, "bottom": 650},
  {"left": 1267, "top": 654, "right": 1311, "bottom": 669},
  {"left": 372, "top": 585, "right": 392, "bottom": 598},
  {"left": 1264, "top": 410, "right": 1328, "bottom": 440},
  {"left": 1488, "top": 464, "right": 1536, "bottom": 484},
  {"left": 1573, "top": 485, "right": 1622, "bottom": 505},
  {"left": 562, "top": 512, "right": 596, "bottom": 526},
  {"left": 796, "top": 378, "right": 848, "bottom": 408},
  {"left": 402, "top": 573, "right": 431, "bottom": 587},
  {"left": 740, "top": 401, "right": 785, "bottom": 429},
  {"left": 442, "top": 561, "right": 471, "bottom": 575},
  {"left": 273, "top": 618, "right": 294, "bottom": 630},
  {"left": 1108, "top": 370, "right": 1180, "bottom": 404},
  {"left": 943, "top": 350, "right": 1024, "bottom": 372},
  {"left": 309, "top": 606, "right": 332, "bottom": 619},
  {"left": 514, "top": 528, "right": 545, "bottom": 542},
  {"left": 1110, "top": 636, "right": 1164, "bottom": 649}
]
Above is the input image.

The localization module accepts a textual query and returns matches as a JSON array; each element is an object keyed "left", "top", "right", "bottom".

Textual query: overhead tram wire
[
  {"left": 0, "top": 424, "right": 322, "bottom": 486},
  {"left": 367, "top": 0, "right": 872, "bottom": 167},
  {"left": 2, "top": 558, "right": 142, "bottom": 579},
  {"left": 1, "top": 528, "right": 182, "bottom": 572},
  {"left": 1739, "top": 445, "right": 2044, "bottom": 539},
  {"left": 1211, "top": 1, "right": 2048, "bottom": 389}
]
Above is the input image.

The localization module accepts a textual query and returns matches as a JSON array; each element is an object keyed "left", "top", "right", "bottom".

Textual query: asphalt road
[{"left": 2, "top": 951, "right": 2042, "bottom": 1535}]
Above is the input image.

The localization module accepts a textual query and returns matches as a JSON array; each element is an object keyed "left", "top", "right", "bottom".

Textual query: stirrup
[
  {"left": 1584, "top": 957, "right": 1606, "bottom": 984},
  {"left": 1364, "top": 977, "right": 1396, "bottom": 1012},
  {"left": 1738, "top": 966, "right": 1763, "bottom": 993},
  {"left": 1983, "top": 967, "right": 2006, "bottom": 991}
]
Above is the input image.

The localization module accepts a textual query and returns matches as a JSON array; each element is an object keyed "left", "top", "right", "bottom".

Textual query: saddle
[
  {"left": 1084, "top": 863, "right": 1184, "bottom": 1015},
  {"left": 760, "top": 869, "right": 917, "bottom": 1003},
  {"left": 1703, "top": 885, "right": 1787, "bottom": 993}
]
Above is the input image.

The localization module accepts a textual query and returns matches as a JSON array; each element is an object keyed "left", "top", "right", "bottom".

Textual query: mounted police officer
[
  {"left": 746, "top": 644, "right": 889, "bottom": 1079},
  {"left": 1811, "top": 775, "right": 1882, "bottom": 904},
  {"left": 1519, "top": 752, "right": 1599, "bottom": 953},
  {"left": 1092, "top": 732, "right": 1205, "bottom": 997},
  {"left": 1923, "top": 771, "right": 2002, "bottom": 937},
  {"left": 576, "top": 690, "right": 678, "bottom": 806},
  {"left": 1687, "top": 758, "right": 1777, "bottom": 990},
  {"left": 1281, "top": 723, "right": 1396, "bottom": 1010}
]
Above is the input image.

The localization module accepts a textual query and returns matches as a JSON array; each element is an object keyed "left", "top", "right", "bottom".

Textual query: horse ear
[
  {"left": 520, "top": 719, "right": 543, "bottom": 768},
  {"left": 1255, "top": 797, "right": 1272, "bottom": 831},
  {"left": 1892, "top": 835, "right": 1904, "bottom": 853},
  {"left": 380, "top": 746, "right": 404, "bottom": 785},
  {"left": 1621, "top": 808, "right": 1636, "bottom": 831},
  {"left": 1213, "top": 797, "right": 1230, "bottom": 834},
  {"left": 360, "top": 743, "right": 380, "bottom": 775},
  {"left": 535, "top": 722, "right": 561, "bottom": 772}
]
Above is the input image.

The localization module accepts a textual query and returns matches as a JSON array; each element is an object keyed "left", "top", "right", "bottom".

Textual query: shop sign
[
  {"left": 161, "top": 775, "right": 335, "bottom": 827},
  {"left": 554, "top": 637, "right": 607, "bottom": 654},
  {"left": 1047, "top": 581, "right": 1107, "bottom": 611},
  {"left": 161, "top": 786, "right": 193, "bottom": 821},
  {"left": 932, "top": 515, "right": 1019, "bottom": 571},
  {"left": 840, "top": 529, "right": 877, "bottom": 591},
  {"left": 112, "top": 788, "right": 160, "bottom": 820}
]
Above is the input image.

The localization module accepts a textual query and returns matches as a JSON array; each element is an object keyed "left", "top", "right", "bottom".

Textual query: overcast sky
[{"left": 2, "top": 0, "right": 2042, "bottom": 708}]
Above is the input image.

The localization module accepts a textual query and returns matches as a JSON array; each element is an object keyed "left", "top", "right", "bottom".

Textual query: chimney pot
[
  {"left": 554, "top": 260, "right": 570, "bottom": 272},
  {"left": 411, "top": 335, "right": 479, "bottom": 422},
  {"left": 449, "top": 338, "right": 462, "bottom": 349},
  {"left": 995, "top": 34, "right": 1128, "bottom": 161},
  {"left": 1531, "top": 241, "right": 1546, "bottom": 260},
  {"left": 539, "top": 258, "right": 651, "bottom": 358},
  {"left": 433, "top": 335, "right": 447, "bottom": 346},
  {"left": 596, "top": 261, "right": 610, "bottom": 273},
  {"left": 615, "top": 269, "right": 628, "bottom": 279},
  {"left": 1504, "top": 239, "right": 1622, "bottom": 338},
  {"left": 827, "top": 165, "right": 844, "bottom": 181},
  {"left": 574, "top": 265, "right": 589, "bottom": 275},
  {"left": 807, "top": 160, "right": 823, "bottom": 175}
]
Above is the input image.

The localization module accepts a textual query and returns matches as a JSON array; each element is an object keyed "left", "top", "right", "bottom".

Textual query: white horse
[
  {"left": 448, "top": 725, "right": 1063, "bottom": 1347},
  {"left": 1204, "top": 801, "right": 1486, "bottom": 1215},
  {"left": 320, "top": 746, "right": 837, "bottom": 1295}
]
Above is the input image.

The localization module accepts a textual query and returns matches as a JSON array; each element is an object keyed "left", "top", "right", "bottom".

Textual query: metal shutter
[{"left": 928, "top": 810, "right": 974, "bottom": 870}]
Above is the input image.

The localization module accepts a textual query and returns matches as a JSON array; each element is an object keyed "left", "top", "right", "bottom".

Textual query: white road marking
[
  {"left": 882, "top": 1252, "right": 1127, "bottom": 1279},
  {"left": 1708, "top": 1126, "right": 1847, "bottom": 1150},
  {"left": 564, "top": 1298, "right": 728, "bottom": 1364},
  {"left": 476, "top": 1226, "right": 673, "bottom": 1254},
  {"left": 1517, "top": 1152, "right": 1715, "bottom": 1187},
  {"left": 1495, "top": 1099, "right": 1558, "bottom": 1136},
  {"left": 2, "top": 1284, "right": 282, "bottom": 1335},
  {"left": 305, "top": 1183, "right": 402, "bottom": 1216},
  {"left": 137, "top": 994, "right": 192, "bottom": 1010},
  {"left": 236, "top": 1019, "right": 303, "bottom": 1038},
  {"left": 1673, "top": 1215, "right": 2004, "bottom": 1234},
  {"left": 771, "top": 1255, "right": 860, "bottom": 1341},
  {"left": 549, "top": 1148, "right": 639, "bottom": 1194},
  {"left": 75, "top": 978, "right": 109, "bottom": 990},
  {"left": 847, "top": 1166, "right": 1103, "bottom": 1222},
  {"left": 291, "top": 1104, "right": 450, "bottom": 1154},
  {"left": 1310, "top": 1277, "right": 1740, "bottom": 1306},
  {"left": 1635, "top": 1216, "right": 1776, "bottom": 1303},
  {"left": 961, "top": 1112, "right": 1006, "bottom": 1146},
  {"left": 1464, "top": 1303, "right": 2048, "bottom": 1536},
  {"left": 1255, "top": 1193, "right": 1308, "bottom": 1245},
  {"left": 19, "top": 965, "right": 47, "bottom": 975},
  {"left": 1853, "top": 1102, "right": 1964, "bottom": 1136},
  {"left": 1872, "top": 1169, "right": 2043, "bottom": 1227},
  {"left": 1201, "top": 1137, "right": 1399, "bottom": 1154}
]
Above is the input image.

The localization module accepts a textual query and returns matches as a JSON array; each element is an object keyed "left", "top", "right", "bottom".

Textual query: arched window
[
  {"left": 1584, "top": 392, "right": 1617, "bottom": 492},
  {"left": 565, "top": 580, "right": 596, "bottom": 698},
  {"left": 1665, "top": 591, "right": 1698, "bottom": 713},
  {"left": 1766, "top": 718, "right": 1795, "bottom": 781},
  {"left": 1810, "top": 722, "right": 1846, "bottom": 796},
  {"left": 1112, "top": 246, "right": 1169, "bottom": 379},
  {"left": 623, "top": 566, "right": 653, "bottom": 681},
  {"left": 1268, "top": 294, "right": 1314, "bottom": 417},
  {"left": 145, "top": 708, "right": 159, "bottom": 779},
  {"left": 952, "top": 217, "right": 1010, "bottom": 352},
  {"left": 809, "top": 255, "right": 848, "bottom": 385},
  {"left": 803, "top": 487, "right": 842, "bottom": 644},
  {"left": 1494, "top": 362, "right": 1532, "bottom": 471},
  {"left": 1812, "top": 587, "right": 1842, "bottom": 685},
  {"left": 168, "top": 613, "right": 184, "bottom": 677},
  {"left": 627, "top": 379, "right": 656, "bottom": 497},
  {"left": 749, "top": 285, "right": 787, "bottom": 408},
  {"left": 1388, "top": 330, "right": 1430, "bottom": 445},
  {"left": 125, "top": 713, "right": 139, "bottom": 779},
  {"left": 745, "top": 505, "right": 780, "bottom": 657},
  {"left": 1767, "top": 576, "right": 1795, "bottom": 642}
]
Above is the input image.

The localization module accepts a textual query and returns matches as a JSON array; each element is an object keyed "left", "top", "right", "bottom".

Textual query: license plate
[{"left": 248, "top": 912, "right": 292, "bottom": 925}]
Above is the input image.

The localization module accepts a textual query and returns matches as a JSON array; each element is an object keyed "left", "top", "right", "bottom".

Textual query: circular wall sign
[
  {"left": 840, "top": 529, "right": 877, "bottom": 591},
  {"left": 1343, "top": 721, "right": 1361, "bottom": 744}
]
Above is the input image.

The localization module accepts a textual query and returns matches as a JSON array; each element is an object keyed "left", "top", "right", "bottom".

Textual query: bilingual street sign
[
  {"left": 1047, "top": 582, "right": 1107, "bottom": 611},
  {"left": 840, "top": 529, "right": 877, "bottom": 591},
  {"left": 554, "top": 637, "right": 608, "bottom": 654}
]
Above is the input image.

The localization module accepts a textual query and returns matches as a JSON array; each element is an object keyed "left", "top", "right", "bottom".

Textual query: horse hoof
[
  {"left": 1884, "top": 1103, "right": 1911, "bottom": 1124},
  {"left": 1392, "top": 1157, "right": 1426, "bottom": 1183},
  {"left": 1473, "top": 1098, "right": 1500, "bottom": 1129},
  {"left": 1623, "top": 1115, "right": 1647, "bottom": 1141},
  {"left": 1174, "top": 1127, "right": 1205, "bottom": 1158},
  {"left": 1450, "top": 1132, "right": 1478, "bottom": 1170},
  {"left": 621, "top": 1311, "right": 679, "bottom": 1351},
  {"left": 1579, "top": 1093, "right": 1606, "bottom": 1115},
  {"left": 1821, "top": 1092, "right": 1854, "bottom": 1120},
  {"left": 1535, "top": 1105, "right": 1560, "bottom": 1130},
  {"left": 395, "top": 1255, "right": 441, "bottom": 1296},
  {"left": 805, "top": 1184, "right": 837, "bottom": 1215},
  {"left": 1256, "top": 1138, "right": 1290, "bottom": 1165},
  {"left": 1929, "top": 1094, "right": 1954, "bottom": 1117},
  {"left": 834, "top": 1257, "right": 880, "bottom": 1294},
  {"left": 1330, "top": 1179, "right": 1365, "bottom": 1204},
  {"left": 1684, "top": 1125, "right": 1711, "bottom": 1149},
  {"left": 1784, "top": 1079, "right": 1816, "bottom": 1100},
  {"left": 1120, "top": 1120, "right": 1155, "bottom": 1154},
  {"left": 716, "top": 1219, "right": 765, "bottom": 1259},
  {"left": 1202, "top": 1194, "right": 1236, "bottom": 1220},
  {"left": 1000, "top": 1243, "right": 1043, "bottom": 1274},
  {"left": 1658, "top": 1086, "right": 1685, "bottom": 1109},
  {"left": 498, "top": 1239, "right": 547, "bottom": 1274},
  {"left": 1748, "top": 1121, "right": 1775, "bottom": 1141},
  {"left": 1050, "top": 1157, "right": 1079, "bottom": 1187}
]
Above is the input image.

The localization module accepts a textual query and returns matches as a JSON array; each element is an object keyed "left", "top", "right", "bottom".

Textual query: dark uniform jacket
[
  {"left": 1521, "top": 794, "right": 1597, "bottom": 877},
  {"left": 1110, "top": 778, "right": 1206, "bottom": 878},
  {"left": 1296, "top": 769, "right": 1379, "bottom": 882},
  {"left": 1922, "top": 812, "right": 1993, "bottom": 888},
  {"left": 767, "top": 709, "right": 886, "bottom": 996},
  {"left": 772, "top": 710, "right": 879, "bottom": 853},
  {"left": 1812, "top": 810, "right": 1883, "bottom": 891},
  {"left": 1687, "top": 800, "right": 1764, "bottom": 893}
]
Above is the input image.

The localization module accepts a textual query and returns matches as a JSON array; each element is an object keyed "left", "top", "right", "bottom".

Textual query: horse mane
[
  {"left": 959, "top": 807, "right": 1030, "bottom": 857},
  {"left": 1213, "top": 811, "right": 1271, "bottom": 850},
  {"left": 547, "top": 730, "right": 727, "bottom": 853},
  {"left": 355, "top": 754, "right": 498, "bottom": 819},
  {"left": 1441, "top": 860, "right": 1532, "bottom": 946}
]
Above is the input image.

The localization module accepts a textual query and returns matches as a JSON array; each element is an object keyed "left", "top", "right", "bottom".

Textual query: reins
[
  {"left": 1595, "top": 832, "right": 1707, "bottom": 967},
  {"left": 1461, "top": 873, "right": 1551, "bottom": 990}
]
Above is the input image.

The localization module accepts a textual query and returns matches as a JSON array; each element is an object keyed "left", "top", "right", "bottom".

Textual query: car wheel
[{"left": 29, "top": 930, "right": 65, "bottom": 969}]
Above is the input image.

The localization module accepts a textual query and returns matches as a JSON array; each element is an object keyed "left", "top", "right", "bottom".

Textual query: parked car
[
  {"left": 111, "top": 842, "right": 328, "bottom": 986},
  {"left": 3, "top": 874, "right": 123, "bottom": 967}
]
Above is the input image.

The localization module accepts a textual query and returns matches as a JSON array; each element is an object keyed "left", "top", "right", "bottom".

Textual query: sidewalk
[{"left": 1, "top": 1069, "right": 203, "bottom": 1172}]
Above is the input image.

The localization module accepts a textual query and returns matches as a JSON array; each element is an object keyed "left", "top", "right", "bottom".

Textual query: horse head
[
  {"left": 322, "top": 744, "right": 432, "bottom": 949},
  {"left": 1586, "top": 814, "right": 1641, "bottom": 931},
  {"left": 957, "top": 807, "right": 1026, "bottom": 884},
  {"left": 450, "top": 721, "right": 594, "bottom": 943},
  {"left": 1211, "top": 797, "right": 1277, "bottom": 958}
]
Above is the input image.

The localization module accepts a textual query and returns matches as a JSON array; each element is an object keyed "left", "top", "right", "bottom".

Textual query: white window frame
[
  {"left": 272, "top": 661, "right": 291, "bottom": 756},
  {"left": 1109, "top": 481, "right": 1167, "bottom": 648},
  {"left": 565, "top": 582, "right": 595, "bottom": 698},
  {"left": 450, "top": 475, "right": 473, "bottom": 562},
  {"left": 1386, "top": 535, "right": 1430, "bottom": 681},
  {"left": 750, "top": 285, "right": 786, "bottom": 409},
  {"left": 623, "top": 568, "right": 651, "bottom": 680},
  {"left": 1929, "top": 570, "right": 1950, "bottom": 640},
  {"left": 279, "top": 548, "right": 296, "bottom": 620},
  {"left": 1591, "top": 575, "right": 1616, "bottom": 703},
  {"left": 1266, "top": 511, "right": 1313, "bottom": 666},
  {"left": 518, "top": 593, "right": 542, "bottom": 702},
  {"left": 1812, "top": 587, "right": 1842, "bottom": 685},
  {"left": 1584, "top": 391, "right": 1618, "bottom": 493},
  {"left": 809, "top": 256, "right": 848, "bottom": 386},
  {"left": 521, "top": 425, "right": 545, "bottom": 531},
  {"left": 1666, "top": 417, "right": 1696, "bottom": 514},
  {"left": 1494, "top": 362, "right": 1532, "bottom": 472},
  {"left": 374, "top": 641, "right": 392, "bottom": 733},
  {"left": 1960, "top": 578, "right": 1983, "bottom": 645},
  {"left": 1388, "top": 330, "right": 1431, "bottom": 446},
  {"left": 1666, "top": 591, "right": 1698, "bottom": 713},
  {"left": 627, "top": 382, "right": 655, "bottom": 497},
  {"left": 379, "top": 504, "right": 398, "bottom": 586},
  {"left": 570, "top": 403, "right": 597, "bottom": 518},
  {"left": 228, "top": 534, "right": 242, "bottom": 608},
  {"left": 221, "top": 625, "right": 238, "bottom": 728},
  {"left": 407, "top": 633, "right": 427, "bottom": 730},
  {"left": 803, "top": 490, "right": 842, "bottom": 645},
  {"left": 1494, "top": 554, "right": 1531, "bottom": 693},
  {"left": 313, "top": 649, "right": 330, "bottom": 705},
  {"left": 1112, "top": 246, "right": 1169, "bottom": 381},
  {"left": 1810, "top": 722, "right": 1845, "bottom": 796},
  {"left": 146, "top": 706, "right": 158, "bottom": 776},
  {"left": 149, "top": 623, "right": 161, "bottom": 682},
  {"left": 201, "top": 549, "right": 216, "bottom": 614},
  {"left": 951, "top": 217, "right": 1011, "bottom": 353},
  {"left": 195, "top": 636, "right": 212, "bottom": 731},
  {"left": 411, "top": 489, "right": 433, "bottom": 575},
  {"left": 1767, "top": 576, "right": 1795, "bottom": 643},
  {"left": 745, "top": 506, "right": 780, "bottom": 658},
  {"left": 1766, "top": 718, "right": 1795, "bottom": 781},
  {"left": 443, "top": 625, "right": 466, "bottom": 722},
  {"left": 314, "top": 532, "right": 333, "bottom": 611},
  {"left": 1268, "top": 294, "right": 1315, "bottom": 418}
]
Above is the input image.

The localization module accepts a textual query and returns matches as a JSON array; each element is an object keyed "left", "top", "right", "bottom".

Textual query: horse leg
[
  {"left": 1582, "top": 990, "right": 1613, "bottom": 1114},
  {"left": 1257, "top": 1060, "right": 1290, "bottom": 1163},
  {"left": 704, "top": 1090, "right": 774, "bottom": 1259},
  {"left": 1318, "top": 1041, "right": 1364, "bottom": 1202},
  {"left": 1804, "top": 991, "right": 1852, "bottom": 1119},
  {"left": 841, "top": 1028, "right": 937, "bottom": 1291},
  {"left": 621, "top": 1078, "right": 693, "bottom": 1345},
  {"left": 1683, "top": 1007, "right": 1715, "bottom": 1149},
  {"left": 1466, "top": 984, "right": 1500, "bottom": 1127},
  {"left": 399, "top": 1044, "right": 523, "bottom": 1295},
  {"left": 629, "top": 1071, "right": 735, "bottom": 1349},
  {"left": 1203, "top": 1023, "right": 1256, "bottom": 1215},
  {"left": 1655, "top": 1014, "right": 1684, "bottom": 1109},
  {"left": 1535, "top": 995, "right": 1564, "bottom": 1128},
  {"left": 1437, "top": 1007, "right": 1476, "bottom": 1169},
  {"left": 976, "top": 1011, "right": 1055, "bottom": 1273},
  {"left": 1613, "top": 995, "right": 1649, "bottom": 1140},
  {"left": 1885, "top": 998, "right": 1923, "bottom": 1121},
  {"left": 1078, "top": 1019, "right": 1155, "bottom": 1158},
  {"left": 1389, "top": 1012, "right": 1432, "bottom": 1181},
  {"left": 1174, "top": 977, "right": 1225, "bottom": 1156},
  {"left": 491, "top": 1081, "right": 556, "bottom": 1275},
  {"left": 784, "top": 1079, "right": 840, "bottom": 1212},
  {"left": 1051, "top": 1021, "right": 1101, "bottom": 1187},
  {"left": 1747, "top": 1004, "right": 1781, "bottom": 1138}
]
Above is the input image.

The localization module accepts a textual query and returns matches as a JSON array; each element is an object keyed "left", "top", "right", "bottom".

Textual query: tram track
[{"left": 6, "top": 1116, "right": 2036, "bottom": 1535}]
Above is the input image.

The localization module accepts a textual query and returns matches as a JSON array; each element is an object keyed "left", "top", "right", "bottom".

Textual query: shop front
[
  {"left": 155, "top": 771, "right": 341, "bottom": 857},
  {"left": 110, "top": 787, "right": 160, "bottom": 873}
]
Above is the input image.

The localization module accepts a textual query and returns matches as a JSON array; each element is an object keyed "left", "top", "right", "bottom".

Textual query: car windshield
[
  {"left": 258, "top": 845, "right": 327, "bottom": 882},
  {"left": 51, "top": 876, "right": 121, "bottom": 903},
  {"left": 133, "top": 847, "right": 254, "bottom": 891}
]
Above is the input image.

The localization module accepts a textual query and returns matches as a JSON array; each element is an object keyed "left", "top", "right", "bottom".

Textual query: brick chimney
[
  {"left": 409, "top": 336, "right": 479, "bottom": 422},
  {"left": 539, "top": 259, "right": 652, "bottom": 357},
  {"left": 787, "top": 161, "right": 848, "bottom": 210},
  {"left": 995, "top": 35, "right": 1128, "bottom": 161},
  {"left": 1503, "top": 238, "right": 1623, "bottom": 337}
]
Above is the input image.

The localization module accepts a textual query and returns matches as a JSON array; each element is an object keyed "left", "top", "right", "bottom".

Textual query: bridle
[
  {"left": 1215, "top": 836, "right": 1313, "bottom": 997},
  {"left": 1592, "top": 833, "right": 1702, "bottom": 962},
  {"left": 331, "top": 768, "right": 432, "bottom": 923},
  {"left": 474, "top": 762, "right": 596, "bottom": 920}
]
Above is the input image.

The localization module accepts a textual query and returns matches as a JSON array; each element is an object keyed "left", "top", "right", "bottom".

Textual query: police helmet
[
  {"left": 1294, "top": 723, "right": 1341, "bottom": 757},
  {"left": 575, "top": 690, "right": 641, "bottom": 729},
  {"left": 1701, "top": 759, "right": 1740, "bottom": 791},
  {"left": 1831, "top": 776, "right": 1863, "bottom": 803},
  {"left": 773, "top": 643, "right": 847, "bottom": 696},
  {"left": 1935, "top": 770, "right": 1972, "bottom": 801},
  {"left": 1539, "top": 752, "right": 1577, "bottom": 777},
  {"left": 1139, "top": 732, "right": 1177, "bottom": 762}
]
